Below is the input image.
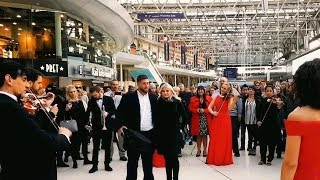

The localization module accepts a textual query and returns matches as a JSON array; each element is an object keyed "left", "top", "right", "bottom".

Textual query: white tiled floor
[{"left": 58, "top": 143, "right": 282, "bottom": 180}]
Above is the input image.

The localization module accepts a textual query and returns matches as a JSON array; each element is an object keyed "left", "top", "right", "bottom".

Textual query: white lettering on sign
[
  {"left": 46, "top": 64, "right": 59, "bottom": 73},
  {"left": 92, "top": 68, "right": 99, "bottom": 76}
]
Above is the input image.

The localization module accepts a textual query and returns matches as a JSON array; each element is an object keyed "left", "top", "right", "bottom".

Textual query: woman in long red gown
[{"left": 206, "top": 82, "right": 239, "bottom": 166}]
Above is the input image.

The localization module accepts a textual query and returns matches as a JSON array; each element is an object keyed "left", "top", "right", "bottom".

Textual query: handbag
[{"left": 60, "top": 116, "right": 78, "bottom": 132}]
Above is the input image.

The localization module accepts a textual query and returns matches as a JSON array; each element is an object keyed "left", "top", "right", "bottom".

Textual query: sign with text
[
  {"left": 75, "top": 65, "right": 112, "bottom": 78},
  {"left": 224, "top": 68, "right": 238, "bottom": 79},
  {"left": 138, "top": 13, "right": 185, "bottom": 20},
  {"left": 33, "top": 60, "right": 68, "bottom": 77}
]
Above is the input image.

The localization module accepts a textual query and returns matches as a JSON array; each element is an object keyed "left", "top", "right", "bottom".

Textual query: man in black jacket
[
  {"left": 87, "top": 86, "right": 116, "bottom": 173},
  {"left": 0, "top": 60, "right": 71, "bottom": 180},
  {"left": 117, "top": 75, "right": 158, "bottom": 180}
]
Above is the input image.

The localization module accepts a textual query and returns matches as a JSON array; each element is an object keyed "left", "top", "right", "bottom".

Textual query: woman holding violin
[
  {"left": 257, "top": 85, "right": 283, "bottom": 166},
  {"left": 206, "top": 82, "right": 239, "bottom": 165}
]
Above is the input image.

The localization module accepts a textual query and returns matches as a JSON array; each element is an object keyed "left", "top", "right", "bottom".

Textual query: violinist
[
  {"left": 24, "top": 69, "right": 59, "bottom": 130},
  {"left": 0, "top": 60, "right": 71, "bottom": 180},
  {"left": 257, "top": 85, "right": 283, "bottom": 166}
]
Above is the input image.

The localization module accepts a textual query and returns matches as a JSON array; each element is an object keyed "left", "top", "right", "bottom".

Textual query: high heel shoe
[
  {"left": 203, "top": 151, "right": 207, "bottom": 157},
  {"left": 196, "top": 152, "right": 201, "bottom": 157}
]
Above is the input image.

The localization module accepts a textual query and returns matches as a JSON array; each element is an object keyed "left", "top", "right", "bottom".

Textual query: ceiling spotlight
[
  {"left": 90, "top": 36, "right": 94, "bottom": 39},
  {"left": 17, "top": 33, "right": 21, "bottom": 36},
  {"left": 13, "top": 22, "right": 17, "bottom": 25},
  {"left": 97, "top": 40, "right": 100, "bottom": 43},
  {"left": 0, "top": 24, "right": 3, "bottom": 27},
  {"left": 18, "top": 28, "right": 22, "bottom": 31},
  {"left": 31, "top": 22, "right": 36, "bottom": 26},
  {"left": 4, "top": 28, "right": 9, "bottom": 31},
  {"left": 60, "top": 14, "right": 64, "bottom": 18},
  {"left": 16, "top": 15, "right": 21, "bottom": 18}
]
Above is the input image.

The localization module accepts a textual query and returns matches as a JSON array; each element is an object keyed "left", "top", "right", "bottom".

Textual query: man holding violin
[{"left": 0, "top": 60, "right": 71, "bottom": 180}]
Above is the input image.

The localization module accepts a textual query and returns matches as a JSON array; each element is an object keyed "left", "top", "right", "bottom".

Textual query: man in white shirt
[{"left": 117, "top": 75, "right": 158, "bottom": 180}]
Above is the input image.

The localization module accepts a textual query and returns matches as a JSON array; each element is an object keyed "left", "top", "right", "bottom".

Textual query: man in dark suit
[
  {"left": 0, "top": 60, "right": 71, "bottom": 180},
  {"left": 87, "top": 86, "right": 116, "bottom": 173},
  {"left": 117, "top": 75, "right": 158, "bottom": 180}
]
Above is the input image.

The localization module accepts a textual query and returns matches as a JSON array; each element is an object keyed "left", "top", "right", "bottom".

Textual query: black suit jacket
[
  {"left": 86, "top": 95, "right": 116, "bottom": 131},
  {"left": 116, "top": 91, "right": 158, "bottom": 132},
  {"left": 0, "top": 94, "right": 69, "bottom": 180}
]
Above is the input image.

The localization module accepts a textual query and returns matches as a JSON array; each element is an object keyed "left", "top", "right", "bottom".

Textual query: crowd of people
[{"left": 1, "top": 58, "right": 320, "bottom": 180}]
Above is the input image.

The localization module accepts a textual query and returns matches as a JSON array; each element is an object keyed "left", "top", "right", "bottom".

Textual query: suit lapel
[{"left": 134, "top": 91, "right": 140, "bottom": 113}]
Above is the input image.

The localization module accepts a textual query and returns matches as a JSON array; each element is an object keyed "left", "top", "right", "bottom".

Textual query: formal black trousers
[
  {"left": 126, "top": 130, "right": 154, "bottom": 180},
  {"left": 246, "top": 124, "right": 258, "bottom": 150},
  {"left": 260, "top": 140, "right": 276, "bottom": 163},
  {"left": 231, "top": 116, "right": 240, "bottom": 154},
  {"left": 240, "top": 118, "right": 246, "bottom": 148},
  {"left": 92, "top": 129, "right": 113, "bottom": 166},
  {"left": 163, "top": 153, "right": 179, "bottom": 180}
]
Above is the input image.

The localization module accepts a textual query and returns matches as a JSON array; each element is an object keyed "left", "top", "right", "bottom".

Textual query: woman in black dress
[{"left": 154, "top": 83, "right": 187, "bottom": 180}]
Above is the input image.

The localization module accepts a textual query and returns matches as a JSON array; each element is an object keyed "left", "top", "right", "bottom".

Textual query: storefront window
[
  {"left": 61, "top": 15, "right": 114, "bottom": 68},
  {"left": 0, "top": 7, "right": 56, "bottom": 60}
]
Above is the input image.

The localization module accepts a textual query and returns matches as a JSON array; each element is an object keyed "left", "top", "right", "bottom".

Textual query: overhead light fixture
[
  {"left": 13, "top": 22, "right": 17, "bottom": 25},
  {"left": 60, "top": 14, "right": 64, "bottom": 18},
  {"left": 18, "top": 28, "right": 22, "bottom": 31},
  {"left": 4, "top": 28, "right": 9, "bottom": 31},
  {"left": 90, "top": 36, "right": 94, "bottom": 39},
  {"left": 17, "top": 33, "right": 21, "bottom": 36},
  {"left": 0, "top": 24, "right": 3, "bottom": 27},
  {"left": 16, "top": 15, "right": 21, "bottom": 18},
  {"left": 31, "top": 22, "right": 36, "bottom": 26},
  {"left": 97, "top": 40, "right": 100, "bottom": 43}
]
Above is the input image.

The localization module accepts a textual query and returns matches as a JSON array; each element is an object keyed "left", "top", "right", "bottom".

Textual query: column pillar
[
  {"left": 55, "top": 12, "right": 62, "bottom": 59},
  {"left": 187, "top": 76, "right": 190, "bottom": 88},
  {"left": 120, "top": 63, "right": 124, "bottom": 87}
]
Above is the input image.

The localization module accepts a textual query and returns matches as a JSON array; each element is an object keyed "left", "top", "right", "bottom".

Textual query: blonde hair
[
  {"left": 159, "top": 83, "right": 180, "bottom": 101},
  {"left": 65, "top": 85, "right": 79, "bottom": 101}
]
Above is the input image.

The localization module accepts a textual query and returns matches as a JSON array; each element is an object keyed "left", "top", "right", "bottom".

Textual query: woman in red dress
[
  {"left": 189, "top": 86, "right": 212, "bottom": 157},
  {"left": 206, "top": 82, "right": 239, "bottom": 165},
  {"left": 281, "top": 58, "right": 320, "bottom": 180}
]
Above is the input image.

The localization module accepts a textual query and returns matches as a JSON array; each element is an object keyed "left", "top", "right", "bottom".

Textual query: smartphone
[{"left": 115, "top": 92, "right": 122, "bottom": 95}]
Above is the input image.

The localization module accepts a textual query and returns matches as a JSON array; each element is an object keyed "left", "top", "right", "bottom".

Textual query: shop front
[
  {"left": 31, "top": 59, "right": 68, "bottom": 88},
  {"left": 62, "top": 58, "right": 114, "bottom": 89}
]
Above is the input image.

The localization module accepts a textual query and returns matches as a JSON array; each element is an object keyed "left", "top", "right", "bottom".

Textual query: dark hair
[
  {"left": 137, "top": 75, "right": 148, "bottom": 82},
  {"left": 89, "top": 86, "right": 101, "bottom": 93},
  {"left": 294, "top": 58, "right": 320, "bottom": 108},
  {"left": 241, "top": 84, "right": 248, "bottom": 90},
  {"left": 196, "top": 86, "right": 207, "bottom": 108},
  {"left": 265, "top": 85, "right": 274, "bottom": 91},
  {"left": 196, "top": 86, "right": 206, "bottom": 98},
  {"left": 0, "top": 60, "right": 26, "bottom": 87},
  {"left": 25, "top": 69, "right": 43, "bottom": 82},
  {"left": 248, "top": 86, "right": 256, "bottom": 91}
]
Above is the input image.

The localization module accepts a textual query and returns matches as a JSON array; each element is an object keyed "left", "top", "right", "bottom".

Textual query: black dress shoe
[
  {"left": 57, "top": 162, "right": 69, "bottom": 167},
  {"left": 83, "top": 160, "right": 93, "bottom": 165},
  {"left": 105, "top": 165, "right": 113, "bottom": 171},
  {"left": 239, "top": 147, "right": 245, "bottom": 151},
  {"left": 72, "top": 163, "right": 78, "bottom": 169},
  {"left": 89, "top": 166, "right": 98, "bottom": 173},
  {"left": 120, "top": 156, "right": 128, "bottom": 161},
  {"left": 234, "top": 153, "right": 240, "bottom": 157},
  {"left": 277, "top": 154, "right": 282, "bottom": 159}
]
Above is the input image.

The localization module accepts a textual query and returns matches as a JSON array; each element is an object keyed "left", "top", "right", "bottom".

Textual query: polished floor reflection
[{"left": 58, "top": 142, "right": 282, "bottom": 180}]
